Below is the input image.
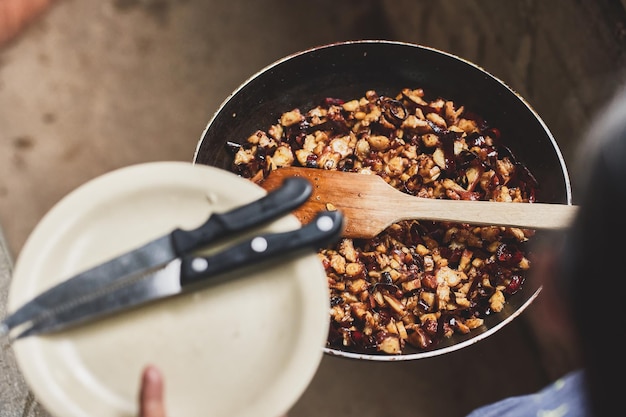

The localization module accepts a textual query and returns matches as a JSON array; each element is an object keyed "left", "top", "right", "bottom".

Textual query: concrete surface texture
[{"left": 0, "top": 0, "right": 624, "bottom": 416}]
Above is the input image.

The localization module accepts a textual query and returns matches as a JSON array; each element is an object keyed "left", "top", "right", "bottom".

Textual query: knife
[
  {"left": 1, "top": 176, "right": 313, "bottom": 338},
  {"left": 7, "top": 210, "right": 344, "bottom": 339}
]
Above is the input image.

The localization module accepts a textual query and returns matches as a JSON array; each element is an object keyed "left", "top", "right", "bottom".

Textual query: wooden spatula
[{"left": 259, "top": 166, "right": 577, "bottom": 239}]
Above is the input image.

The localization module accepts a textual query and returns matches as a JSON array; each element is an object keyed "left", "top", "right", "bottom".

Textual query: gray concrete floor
[{"left": 3, "top": 0, "right": 622, "bottom": 416}]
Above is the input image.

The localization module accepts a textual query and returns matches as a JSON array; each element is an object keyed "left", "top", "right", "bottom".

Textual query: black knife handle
[
  {"left": 170, "top": 176, "right": 312, "bottom": 256},
  {"left": 179, "top": 210, "right": 344, "bottom": 286}
]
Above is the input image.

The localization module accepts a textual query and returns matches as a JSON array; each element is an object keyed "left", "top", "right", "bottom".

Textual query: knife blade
[
  {"left": 12, "top": 210, "right": 344, "bottom": 339},
  {"left": 1, "top": 177, "right": 313, "bottom": 338}
]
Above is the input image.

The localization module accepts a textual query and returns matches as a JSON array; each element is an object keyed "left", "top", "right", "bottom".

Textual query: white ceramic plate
[{"left": 8, "top": 162, "right": 330, "bottom": 417}]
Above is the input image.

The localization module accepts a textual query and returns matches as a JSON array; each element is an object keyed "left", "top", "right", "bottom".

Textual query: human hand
[
  {"left": 0, "top": 0, "right": 55, "bottom": 46},
  {"left": 138, "top": 364, "right": 289, "bottom": 417},
  {"left": 139, "top": 365, "right": 167, "bottom": 417}
]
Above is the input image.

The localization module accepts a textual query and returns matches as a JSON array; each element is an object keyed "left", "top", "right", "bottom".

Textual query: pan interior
[{"left": 193, "top": 40, "right": 572, "bottom": 360}]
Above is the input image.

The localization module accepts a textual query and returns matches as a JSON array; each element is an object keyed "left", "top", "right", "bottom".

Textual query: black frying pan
[{"left": 193, "top": 40, "right": 572, "bottom": 360}]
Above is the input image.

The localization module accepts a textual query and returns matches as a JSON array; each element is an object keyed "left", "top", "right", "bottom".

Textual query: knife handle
[
  {"left": 171, "top": 177, "right": 313, "bottom": 256},
  {"left": 179, "top": 210, "right": 344, "bottom": 286}
]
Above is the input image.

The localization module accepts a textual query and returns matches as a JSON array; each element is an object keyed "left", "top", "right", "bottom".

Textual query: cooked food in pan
[{"left": 228, "top": 87, "right": 539, "bottom": 355}]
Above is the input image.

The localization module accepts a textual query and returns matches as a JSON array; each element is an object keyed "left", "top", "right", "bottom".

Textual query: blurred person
[{"left": 0, "top": 0, "right": 55, "bottom": 46}]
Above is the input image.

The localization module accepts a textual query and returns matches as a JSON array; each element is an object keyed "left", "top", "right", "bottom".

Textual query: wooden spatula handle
[
  {"left": 389, "top": 195, "right": 576, "bottom": 229},
  {"left": 260, "top": 167, "right": 577, "bottom": 239}
]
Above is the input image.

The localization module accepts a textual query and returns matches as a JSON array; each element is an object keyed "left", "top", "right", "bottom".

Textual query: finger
[
  {"left": 139, "top": 365, "right": 167, "bottom": 417},
  {"left": 0, "top": 0, "right": 54, "bottom": 46}
]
